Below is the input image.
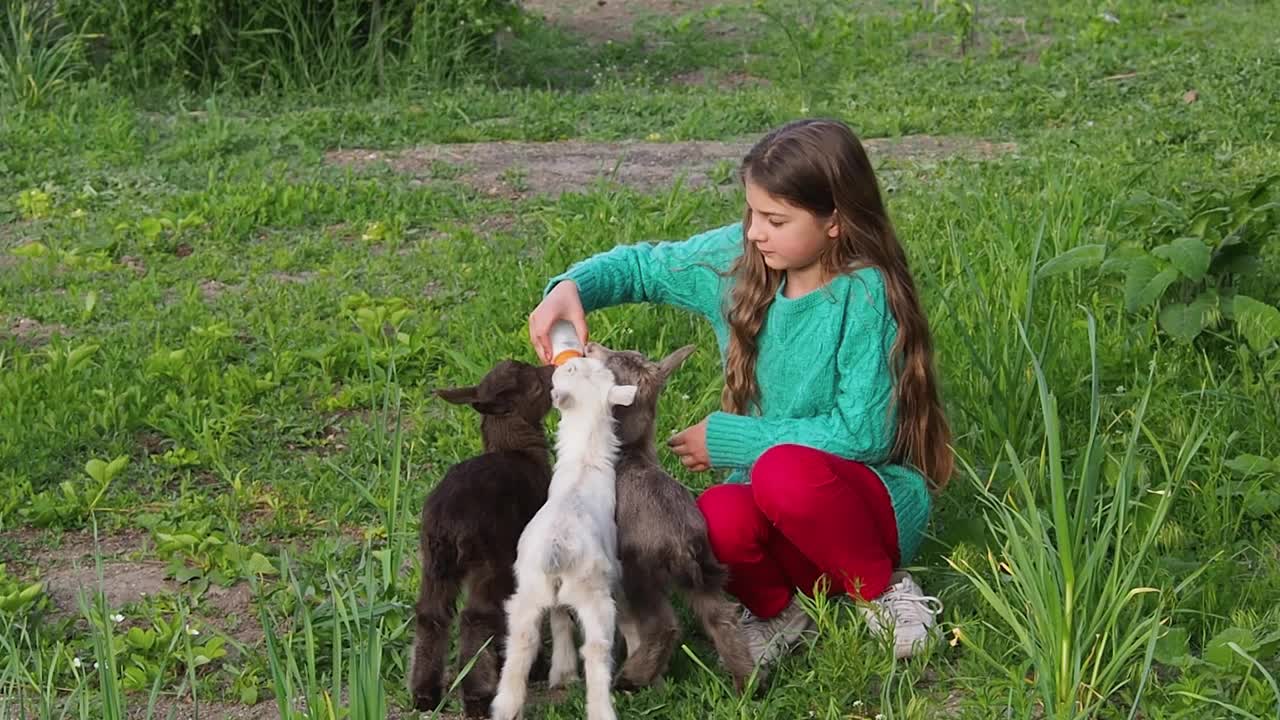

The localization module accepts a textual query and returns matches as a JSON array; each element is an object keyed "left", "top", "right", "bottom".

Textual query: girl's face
[{"left": 744, "top": 180, "right": 839, "bottom": 273}]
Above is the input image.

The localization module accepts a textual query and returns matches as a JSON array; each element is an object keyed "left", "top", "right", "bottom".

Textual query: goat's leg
[
  {"left": 615, "top": 592, "right": 643, "bottom": 665},
  {"left": 687, "top": 584, "right": 759, "bottom": 694},
  {"left": 409, "top": 554, "right": 462, "bottom": 712},
  {"left": 562, "top": 577, "right": 618, "bottom": 720},
  {"left": 490, "top": 576, "right": 552, "bottom": 720},
  {"left": 458, "top": 566, "right": 513, "bottom": 718},
  {"left": 613, "top": 582, "right": 679, "bottom": 691},
  {"left": 547, "top": 606, "right": 578, "bottom": 688}
]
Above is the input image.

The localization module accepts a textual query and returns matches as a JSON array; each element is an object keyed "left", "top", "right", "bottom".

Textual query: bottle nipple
[{"left": 549, "top": 319, "right": 584, "bottom": 366}]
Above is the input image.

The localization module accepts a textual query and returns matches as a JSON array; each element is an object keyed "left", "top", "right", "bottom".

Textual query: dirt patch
[
  {"left": 2, "top": 316, "right": 71, "bottom": 346},
  {"left": 13, "top": 528, "right": 261, "bottom": 646},
  {"left": 520, "top": 0, "right": 735, "bottom": 43},
  {"left": 129, "top": 695, "right": 469, "bottom": 719},
  {"left": 325, "top": 135, "right": 1016, "bottom": 199},
  {"left": 201, "top": 580, "right": 260, "bottom": 646},
  {"left": 42, "top": 561, "right": 172, "bottom": 612},
  {"left": 119, "top": 255, "right": 148, "bottom": 277},
  {"left": 672, "top": 69, "right": 771, "bottom": 89},
  {"left": 200, "top": 279, "right": 237, "bottom": 301},
  {"left": 269, "top": 271, "right": 318, "bottom": 284},
  {"left": 127, "top": 698, "right": 284, "bottom": 720}
]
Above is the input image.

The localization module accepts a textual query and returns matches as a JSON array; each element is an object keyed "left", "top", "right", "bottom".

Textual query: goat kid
[
  {"left": 585, "top": 342, "right": 758, "bottom": 694},
  {"left": 490, "top": 357, "right": 637, "bottom": 720},
  {"left": 409, "top": 360, "right": 557, "bottom": 718}
]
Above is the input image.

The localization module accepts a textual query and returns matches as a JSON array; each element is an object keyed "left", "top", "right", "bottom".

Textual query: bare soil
[
  {"left": 325, "top": 135, "right": 1016, "bottom": 200},
  {"left": 519, "top": 0, "right": 738, "bottom": 43}
]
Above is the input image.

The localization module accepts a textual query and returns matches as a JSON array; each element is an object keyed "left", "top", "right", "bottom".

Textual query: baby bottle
[{"left": 549, "top": 319, "right": 584, "bottom": 366}]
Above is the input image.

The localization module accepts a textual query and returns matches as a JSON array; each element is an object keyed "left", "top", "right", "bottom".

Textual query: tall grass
[
  {"left": 0, "top": 0, "right": 86, "bottom": 108},
  {"left": 948, "top": 310, "right": 1212, "bottom": 719},
  {"left": 55, "top": 0, "right": 515, "bottom": 94}
]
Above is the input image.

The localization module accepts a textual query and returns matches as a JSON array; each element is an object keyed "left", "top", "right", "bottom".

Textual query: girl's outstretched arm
[{"left": 540, "top": 223, "right": 742, "bottom": 318}]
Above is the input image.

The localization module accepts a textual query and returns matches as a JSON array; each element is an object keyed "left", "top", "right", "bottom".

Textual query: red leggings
[{"left": 696, "top": 444, "right": 901, "bottom": 618}]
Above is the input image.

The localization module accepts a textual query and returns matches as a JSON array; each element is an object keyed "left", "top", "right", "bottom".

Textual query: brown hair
[{"left": 722, "top": 118, "right": 953, "bottom": 490}]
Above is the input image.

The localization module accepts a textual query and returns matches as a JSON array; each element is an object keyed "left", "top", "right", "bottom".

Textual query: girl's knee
[
  {"left": 750, "top": 444, "right": 830, "bottom": 502},
  {"left": 696, "top": 484, "right": 763, "bottom": 565}
]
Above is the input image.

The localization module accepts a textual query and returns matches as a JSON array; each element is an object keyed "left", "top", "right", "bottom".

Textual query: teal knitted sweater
[{"left": 544, "top": 222, "right": 932, "bottom": 563}]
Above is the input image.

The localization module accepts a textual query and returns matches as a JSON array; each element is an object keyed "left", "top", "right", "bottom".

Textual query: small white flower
[
  {"left": 186, "top": 626, "right": 200, "bottom": 636},
  {"left": 875, "top": 715, "right": 884, "bottom": 720},
  {"left": 111, "top": 613, "right": 125, "bottom": 623},
  {"left": 93, "top": 662, "right": 100, "bottom": 670},
  {"left": 1116, "top": 385, "right": 1126, "bottom": 393},
  {"left": 852, "top": 700, "right": 863, "bottom": 707},
  {"left": 72, "top": 657, "right": 82, "bottom": 669}
]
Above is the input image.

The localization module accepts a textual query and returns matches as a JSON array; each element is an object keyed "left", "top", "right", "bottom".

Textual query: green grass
[{"left": 2, "top": 0, "right": 1279, "bottom": 717}]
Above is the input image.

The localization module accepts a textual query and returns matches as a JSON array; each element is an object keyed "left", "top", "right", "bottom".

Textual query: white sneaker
[
  {"left": 740, "top": 597, "right": 815, "bottom": 666},
  {"left": 861, "top": 572, "right": 943, "bottom": 659}
]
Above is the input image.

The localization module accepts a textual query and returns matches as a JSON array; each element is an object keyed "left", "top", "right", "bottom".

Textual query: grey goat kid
[{"left": 584, "top": 342, "right": 758, "bottom": 694}]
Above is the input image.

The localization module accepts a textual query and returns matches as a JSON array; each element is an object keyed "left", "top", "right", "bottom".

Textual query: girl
[{"left": 527, "top": 118, "right": 951, "bottom": 665}]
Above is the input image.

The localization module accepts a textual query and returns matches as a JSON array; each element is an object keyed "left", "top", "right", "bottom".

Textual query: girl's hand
[
  {"left": 668, "top": 417, "right": 711, "bottom": 472},
  {"left": 528, "top": 281, "right": 589, "bottom": 364}
]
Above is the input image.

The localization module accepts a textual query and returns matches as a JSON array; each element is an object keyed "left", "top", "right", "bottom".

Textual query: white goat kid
[{"left": 490, "top": 357, "right": 636, "bottom": 720}]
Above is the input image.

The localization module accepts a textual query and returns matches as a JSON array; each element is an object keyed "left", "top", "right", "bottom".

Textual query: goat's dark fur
[
  {"left": 409, "top": 360, "right": 556, "bottom": 718},
  {"left": 585, "top": 343, "right": 757, "bottom": 694}
]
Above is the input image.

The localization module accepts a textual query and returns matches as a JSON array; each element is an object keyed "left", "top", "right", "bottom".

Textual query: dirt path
[
  {"left": 326, "top": 135, "right": 1017, "bottom": 199},
  {"left": 519, "top": 0, "right": 734, "bottom": 43}
]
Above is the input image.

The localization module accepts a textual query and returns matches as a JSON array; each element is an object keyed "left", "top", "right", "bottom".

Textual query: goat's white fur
[{"left": 491, "top": 358, "right": 636, "bottom": 720}]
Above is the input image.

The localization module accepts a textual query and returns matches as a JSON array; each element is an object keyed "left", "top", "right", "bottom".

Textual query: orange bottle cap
[{"left": 553, "top": 349, "right": 584, "bottom": 366}]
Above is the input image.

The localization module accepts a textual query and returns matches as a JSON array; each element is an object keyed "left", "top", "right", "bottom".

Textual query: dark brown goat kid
[
  {"left": 584, "top": 342, "right": 758, "bottom": 694},
  {"left": 409, "top": 360, "right": 556, "bottom": 718}
]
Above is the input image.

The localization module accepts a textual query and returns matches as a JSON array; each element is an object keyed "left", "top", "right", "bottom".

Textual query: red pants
[{"left": 696, "top": 444, "right": 900, "bottom": 618}]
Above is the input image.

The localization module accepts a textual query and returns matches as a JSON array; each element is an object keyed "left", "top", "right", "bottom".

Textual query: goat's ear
[
  {"left": 608, "top": 384, "right": 638, "bottom": 407},
  {"left": 436, "top": 385, "right": 512, "bottom": 415},
  {"left": 436, "top": 386, "right": 479, "bottom": 405},
  {"left": 657, "top": 345, "right": 696, "bottom": 381}
]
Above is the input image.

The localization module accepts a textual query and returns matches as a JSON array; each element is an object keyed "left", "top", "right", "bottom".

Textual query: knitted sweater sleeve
[
  {"left": 703, "top": 271, "right": 898, "bottom": 468},
  {"left": 542, "top": 223, "right": 743, "bottom": 318}
]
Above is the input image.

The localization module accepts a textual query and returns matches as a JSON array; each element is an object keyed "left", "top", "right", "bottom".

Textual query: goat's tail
[
  {"left": 675, "top": 534, "right": 727, "bottom": 593},
  {"left": 541, "top": 535, "right": 580, "bottom": 575}
]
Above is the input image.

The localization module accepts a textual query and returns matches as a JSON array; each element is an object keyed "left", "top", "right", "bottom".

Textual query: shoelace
[{"left": 878, "top": 590, "right": 944, "bottom": 624}]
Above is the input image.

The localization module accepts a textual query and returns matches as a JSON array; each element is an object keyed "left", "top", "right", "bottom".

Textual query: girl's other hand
[
  {"left": 668, "top": 417, "right": 711, "bottom": 472},
  {"left": 528, "top": 281, "right": 589, "bottom": 364}
]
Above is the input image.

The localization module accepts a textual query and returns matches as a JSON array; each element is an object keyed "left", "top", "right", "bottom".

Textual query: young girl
[{"left": 527, "top": 118, "right": 952, "bottom": 665}]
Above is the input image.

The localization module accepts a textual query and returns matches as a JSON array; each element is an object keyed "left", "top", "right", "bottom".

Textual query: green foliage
[
  {"left": 0, "top": 0, "right": 86, "bottom": 108},
  {"left": 1132, "top": 177, "right": 1275, "bottom": 344},
  {"left": 1039, "top": 174, "right": 1280, "bottom": 346},
  {"left": 57, "top": 0, "right": 519, "bottom": 92}
]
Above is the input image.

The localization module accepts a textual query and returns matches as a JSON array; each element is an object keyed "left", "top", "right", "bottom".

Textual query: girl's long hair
[{"left": 723, "top": 118, "right": 953, "bottom": 489}]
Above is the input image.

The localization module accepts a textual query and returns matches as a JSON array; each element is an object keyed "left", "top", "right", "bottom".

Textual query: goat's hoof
[
  {"left": 489, "top": 693, "right": 521, "bottom": 720},
  {"left": 463, "top": 693, "right": 495, "bottom": 718},
  {"left": 411, "top": 689, "right": 442, "bottom": 712},
  {"left": 612, "top": 674, "right": 646, "bottom": 693},
  {"left": 547, "top": 667, "right": 578, "bottom": 689}
]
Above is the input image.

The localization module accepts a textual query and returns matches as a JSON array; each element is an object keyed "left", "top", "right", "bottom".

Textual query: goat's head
[
  {"left": 550, "top": 357, "right": 636, "bottom": 415},
  {"left": 583, "top": 342, "right": 696, "bottom": 446},
  {"left": 435, "top": 360, "right": 556, "bottom": 428}
]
